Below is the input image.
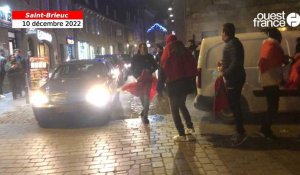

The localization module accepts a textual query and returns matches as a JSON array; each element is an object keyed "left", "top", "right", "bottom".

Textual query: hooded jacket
[
  {"left": 160, "top": 35, "right": 197, "bottom": 83},
  {"left": 157, "top": 35, "right": 197, "bottom": 96}
]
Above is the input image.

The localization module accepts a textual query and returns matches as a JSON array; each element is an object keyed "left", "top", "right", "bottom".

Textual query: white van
[{"left": 194, "top": 31, "right": 300, "bottom": 114}]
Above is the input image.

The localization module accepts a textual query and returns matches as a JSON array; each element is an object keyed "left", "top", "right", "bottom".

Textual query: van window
[{"left": 242, "top": 38, "right": 264, "bottom": 68}]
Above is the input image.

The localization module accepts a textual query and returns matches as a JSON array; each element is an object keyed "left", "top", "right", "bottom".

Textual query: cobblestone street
[{"left": 0, "top": 93, "right": 300, "bottom": 175}]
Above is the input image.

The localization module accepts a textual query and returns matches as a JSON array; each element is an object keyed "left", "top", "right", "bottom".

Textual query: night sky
[{"left": 147, "top": 0, "right": 170, "bottom": 20}]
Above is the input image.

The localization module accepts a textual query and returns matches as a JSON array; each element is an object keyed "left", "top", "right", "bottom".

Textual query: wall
[{"left": 174, "top": 0, "right": 300, "bottom": 44}]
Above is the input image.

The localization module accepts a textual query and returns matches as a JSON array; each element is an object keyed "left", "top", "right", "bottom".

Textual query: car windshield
[{"left": 51, "top": 62, "right": 108, "bottom": 79}]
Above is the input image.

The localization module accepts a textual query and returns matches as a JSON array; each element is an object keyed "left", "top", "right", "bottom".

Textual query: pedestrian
[
  {"left": 0, "top": 50, "right": 7, "bottom": 98},
  {"left": 5, "top": 55, "right": 22, "bottom": 100},
  {"left": 219, "top": 23, "right": 247, "bottom": 146},
  {"left": 131, "top": 43, "right": 157, "bottom": 124},
  {"left": 14, "top": 49, "right": 22, "bottom": 63},
  {"left": 258, "top": 28, "right": 288, "bottom": 140},
  {"left": 154, "top": 44, "right": 163, "bottom": 79},
  {"left": 14, "top": 49, "right": 25, "bottom": 96},
  {"left": 157, "top": 34, "right": 197, "bottom": 142},
  {"left": 187, "top": 39, "right": 197, "bottom": 58},
  {"left": 296, "top": 37, "right": 300, "bottom": 54},
  {"left": 155, "top": 44, "right": 163, "bottom": 66},
  {"left": 286, "top": 38, "right": 300, "bottom": 89}
]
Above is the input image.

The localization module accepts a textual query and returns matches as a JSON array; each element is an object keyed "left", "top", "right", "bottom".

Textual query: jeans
[
  {"left": 139, "top": 81, "right": 152, "bottom": 119},
  {"left": 261, "top": 85, "right": 279, "bottom": 132},
  {"left": 0, "top": 74, "right": 4, "bottom": 95},
  {"left": 169, "top": 94, "right": 193, "bottom": 136},
  {"left": 8, "top": 77, "right": 20, "bottom": 99},
  {"left": 227, "top": 82, "right": 245, "bottom": 134}
]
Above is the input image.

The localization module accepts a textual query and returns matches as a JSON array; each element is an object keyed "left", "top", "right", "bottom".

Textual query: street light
[
  {"left": 171, "top": 19, "right": 175, "bottom": 23},
  {"left": 170, "top": 14, "right": 174, "bottom": 18},
  {"left": 168, "top": 7, "right": 172, "bottom": 11}
]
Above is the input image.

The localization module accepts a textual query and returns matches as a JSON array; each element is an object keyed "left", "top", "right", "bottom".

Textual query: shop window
[
  {"left": 78, "top": 41, "right": 89, "bottom": 60},
  {"left": 27, "top": 38, "right": 35, "bottom": 56},
  {"left": 90, "top": 46, "right": 95, "bottom": 59}
]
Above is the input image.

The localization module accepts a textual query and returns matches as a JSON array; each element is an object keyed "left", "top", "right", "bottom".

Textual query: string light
[{"left": 147, "top": 23, "right": 167, "bottom": 33}]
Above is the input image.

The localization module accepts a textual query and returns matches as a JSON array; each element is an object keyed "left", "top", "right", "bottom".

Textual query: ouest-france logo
[{"left": 253, "top": 12, "right": 300, "bottom": 28}]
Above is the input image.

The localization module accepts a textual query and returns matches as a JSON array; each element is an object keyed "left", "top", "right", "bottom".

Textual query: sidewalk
[
  {"left": 0, "top": 92, "right": 29, "bottom": 116},
  {"left": 0, "top": 94, "right": 300, "bottom": 174}
]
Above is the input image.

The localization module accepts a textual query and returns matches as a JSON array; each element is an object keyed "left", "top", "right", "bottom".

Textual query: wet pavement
[{"left": 0, "top": 86, "right": 300, "bottom": 174}]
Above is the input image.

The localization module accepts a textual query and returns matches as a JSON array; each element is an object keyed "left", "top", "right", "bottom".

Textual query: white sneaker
[
  {"left": 185, "top": 128, "right": 195, "bottom": 135},
  {"left": 173, "top": 135, "right": 187, "bottom": 142}
]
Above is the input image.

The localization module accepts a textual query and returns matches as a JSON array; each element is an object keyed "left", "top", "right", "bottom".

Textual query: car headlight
[
  {"left": 85, "top": 85, "right": 110, "bottom": 107},
  {"left": 124, "top": 63, "right": 131, "bottom": 69},
  {"left": 30, "top": 91, "right": 49, "bottom": 107},
  {"left": 111, "top": 68, "right": 120, "bottom": 78}
]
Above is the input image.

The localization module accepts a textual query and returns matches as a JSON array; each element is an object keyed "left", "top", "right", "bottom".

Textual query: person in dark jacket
[
  {"left": 5, "top": 55, "right": 22, "bottom": 100},
  {"left": 0, "top": 50, "right": 6, "bottom": 98},
  {"left": 157, "top": 34, "right": 197, "bottom": 142},
  {"left": 14, "top": 49, "right": 26, "bottom": 96},
  {"left": 220, "top": 23, "right": 247, "bottom": 146},
  {"left": 131, "top": 43, "right": 157, "bottom": 124},
  {"left": 155, "top": 44, "right": 163, "bottom": 66}
]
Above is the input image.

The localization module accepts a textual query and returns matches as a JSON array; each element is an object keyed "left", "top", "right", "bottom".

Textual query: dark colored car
[
  {"left": 118, "top": 54, "right": 132, "bottom": 81},
  {"left": 31, "top": 59, "right": 117, "bottom": 128}
]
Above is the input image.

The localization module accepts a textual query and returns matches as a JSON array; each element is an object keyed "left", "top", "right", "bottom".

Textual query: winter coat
[
  {"left": 131, "top": 54, "right": 157, "bottom": 79},
  {"left": 157, "top": 34, "right": 197, "bottom": 96},
  {"left": 160, "top": 35, "right": 197, "bottom": 83},
  {"left": 222, "top": 37, "right": 245, "bottom": 87},
  {"left": 5, "top": 61, "right": 22, "bottom": 78},
  {"left": 0, "top": 56, "right": 6, "bottom": 75},
  {"left": 258, "top": 38, "right": 286, "bottom": 87}
]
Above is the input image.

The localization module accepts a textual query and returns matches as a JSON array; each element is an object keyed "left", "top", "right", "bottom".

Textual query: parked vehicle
[
  {"left": 31, "top": 59, "right": 117, "bottom": 128},
  {"left": 194, "top": 31, "right": 300, "bottom": 115}
]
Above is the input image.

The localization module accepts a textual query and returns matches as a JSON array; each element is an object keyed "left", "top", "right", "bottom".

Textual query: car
[
  {"left": 118, "top": 54, "right": 132, "bottom": 81},
  {"left": 31, "top": 59, "right": 117, "bottom": 128},
  {"left": 194, "top": 31, "right": 300, "bottom": 116}
]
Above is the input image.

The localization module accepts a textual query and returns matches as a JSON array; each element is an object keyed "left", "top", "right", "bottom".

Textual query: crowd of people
[
  {"left": 0, "top": 24, "right": 299, "bottom": 147},
  {"left": 0, "top": 49, "right": 28, "bottom": 100},
  {"left": 128, "top": 23, "right": 300, "bottom": 147}
]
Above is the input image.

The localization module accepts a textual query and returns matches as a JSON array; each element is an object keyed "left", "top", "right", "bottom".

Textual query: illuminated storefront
[
  {"left": 77, "top": 41, "right": 96, "bottom": 60},
  {"left": 0, "top": 5, "right": 15, "bottom": 56},
  {"left": 78, "top": 41, "right": 89, "bottom": 60}
]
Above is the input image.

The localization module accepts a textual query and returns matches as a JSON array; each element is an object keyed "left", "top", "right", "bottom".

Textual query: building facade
[
  {"left": 0, "top": 0, "right": 153, "bottom": 70},
  {"left": 171, "top": 0, "right": 300, "bottom": 43}
]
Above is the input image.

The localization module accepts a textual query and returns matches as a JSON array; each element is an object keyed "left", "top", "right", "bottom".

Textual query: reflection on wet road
[{"left": 110, "top": 76, "right": 170, "bottom": 121}]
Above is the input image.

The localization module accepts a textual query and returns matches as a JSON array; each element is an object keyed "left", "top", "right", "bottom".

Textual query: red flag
[
  {"left": 122, "top": 70, "right": 158, "bottom": 101},
  {"left": 213, "top": 76, "right": 229, "bottom": 115}
]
